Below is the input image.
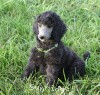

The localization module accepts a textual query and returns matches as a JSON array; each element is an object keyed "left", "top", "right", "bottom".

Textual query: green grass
[{"left": 0, "top": 0, "right": 100, "bottom": 95}]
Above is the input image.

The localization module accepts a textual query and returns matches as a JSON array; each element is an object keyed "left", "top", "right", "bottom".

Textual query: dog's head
[{"left": 33, "top": 11, "right": 67, "bottom": 43}]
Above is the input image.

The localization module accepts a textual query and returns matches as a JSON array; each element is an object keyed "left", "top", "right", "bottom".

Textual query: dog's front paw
[
  {"left": 20, "top": 71, "right": 29, "bottom": 80},
  {"left": 46, "top": 77, "right": 56, "bottom": 87}
]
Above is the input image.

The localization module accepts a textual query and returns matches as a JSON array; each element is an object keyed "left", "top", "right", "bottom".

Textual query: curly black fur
[{"left": 21, "top": 11, "right": 90, "bottom": 87}]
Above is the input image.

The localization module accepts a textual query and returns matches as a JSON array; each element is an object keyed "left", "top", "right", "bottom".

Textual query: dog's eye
[
  {"left": 38, "top": 23, "right": 42, "bottom": 27},
  {"left": 50, "top": 20, "right": 54, "bottom": 23},
  {"left": 47, "top": 25, "right": 52, "bottom": 28},
  {"left": 47, "top": 23, "right": 53, "bottom": 28}
]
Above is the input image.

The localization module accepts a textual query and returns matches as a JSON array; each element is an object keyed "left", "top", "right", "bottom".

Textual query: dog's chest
[
  {"left": 33, "top": 48, "right": 62, "bottom": 74},
  {"left": 35, "top": 48, "right": 61, "bottom": 65}
]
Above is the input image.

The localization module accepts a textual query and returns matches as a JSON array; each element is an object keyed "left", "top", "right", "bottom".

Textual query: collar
[{"left": 36, "top": 43, "right": 58, "bottom": 54}]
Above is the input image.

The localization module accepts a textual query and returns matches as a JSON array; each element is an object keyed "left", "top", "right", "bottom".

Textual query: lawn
[{"left": 0, "top": 0, "right": 100, "bottom": 95}]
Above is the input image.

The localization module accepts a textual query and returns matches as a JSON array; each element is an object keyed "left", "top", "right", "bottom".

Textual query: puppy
[{"left": 21, "top": 11, "right": 90, "bottom": 86}]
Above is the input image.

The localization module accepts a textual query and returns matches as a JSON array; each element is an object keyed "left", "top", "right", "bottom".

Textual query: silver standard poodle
[{"left": 21, "top": 11, "right": 90, "bottom": 87}]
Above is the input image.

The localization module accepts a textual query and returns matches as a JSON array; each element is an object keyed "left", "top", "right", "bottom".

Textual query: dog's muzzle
[{"left": 38, "top": 24, "right": 53, "bottom": 42}]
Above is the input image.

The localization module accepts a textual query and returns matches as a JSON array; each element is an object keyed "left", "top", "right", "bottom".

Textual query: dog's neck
[{"left": 36, "top": 39, "right": 58, "bottom": 50}]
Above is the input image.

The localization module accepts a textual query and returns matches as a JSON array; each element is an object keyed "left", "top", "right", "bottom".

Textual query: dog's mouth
[
  {"left": 38, "top": 35, "right": 54, "bottom": 45},
  {"left": 38, "top": 36, "right": 51, "bottom": 42}
]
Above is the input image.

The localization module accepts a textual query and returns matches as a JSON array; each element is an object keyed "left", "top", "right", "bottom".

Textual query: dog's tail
[{"left": 83, "top": 51, "right": 90, "bottom": 61}]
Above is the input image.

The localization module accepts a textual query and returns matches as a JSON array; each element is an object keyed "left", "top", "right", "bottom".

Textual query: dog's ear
[
  {"left": 51, "top": 17, "right": 67, "bottom": 43},
  {"left": 33, "top": 14, "right": 42, "bottom": 34},
  {"left": 33, "top": 15, "right": 41, "bottom": 36},
  {"left": 33, "top": 20, "right": 38, "bottom": 36}
]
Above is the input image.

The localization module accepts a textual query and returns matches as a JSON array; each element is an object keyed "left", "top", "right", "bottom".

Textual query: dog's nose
[{"left": 39, "top": 36, "right": 45, "bottom": 40}]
